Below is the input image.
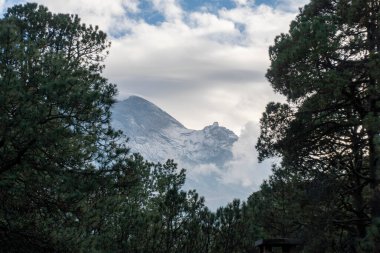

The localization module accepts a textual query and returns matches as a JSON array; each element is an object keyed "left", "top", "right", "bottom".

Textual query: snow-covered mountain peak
[
  {"left": 111, "top": 96, "right": 240, "bottom": 209},
  {"left": 113, "top": 96, "right": 185, "bottom": 133}
]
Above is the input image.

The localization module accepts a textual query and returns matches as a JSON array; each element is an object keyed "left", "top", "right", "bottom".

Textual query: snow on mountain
[
  {"left": 112, "top": 96, "right": 238, "bottom": 166},
  {"left": 111, "top": 96, "right": 246, "bottom": 209}
]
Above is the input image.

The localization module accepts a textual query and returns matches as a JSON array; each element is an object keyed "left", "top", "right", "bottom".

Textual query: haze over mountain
[{"left": 111, "top": 96, "right": 257, "bottom": 209}]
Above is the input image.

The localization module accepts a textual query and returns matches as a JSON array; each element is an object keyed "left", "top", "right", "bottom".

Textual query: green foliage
[
  {"left": 359, "top": 218, "right": 380, "bottom": 252},
  {"left": 211, "top": 199, "right": 261, "bottom": 253},
  {"left": 0, "top": 3, "right": 116, "bottom": 174},
  {"left": 257, "top": 0, "right": 380, "bottom": 252},
  {"left": 0, "top": 3, "right": 123, "bottom": 252}
]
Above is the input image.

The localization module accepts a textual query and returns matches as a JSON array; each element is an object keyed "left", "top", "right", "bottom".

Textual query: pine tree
[
  {"left": 0, "top": 3, "right": 125, "bottom": 251},
  {"left": 258, "top": 0, "right": 380, "bottom": 251}
]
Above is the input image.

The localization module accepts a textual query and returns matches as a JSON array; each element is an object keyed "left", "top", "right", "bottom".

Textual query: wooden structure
[{"left": 255, "top": 238, "right": 302, "bottom": 253}]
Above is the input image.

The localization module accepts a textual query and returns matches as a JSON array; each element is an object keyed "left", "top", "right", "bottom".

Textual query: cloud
[
  {"left": 0, "top": 0, "right": 4, "bottom": 12},
  {"left": 234, "top": 0, "right": 255, "bottom": 7},
  {"left": 3, "top": 0, "right": 304, "bottom": 134},
  {"left": 186, "top": 163, "right": 221, "bottom": 181},
  {"left": 101, "top": 1, "right": 295, "bottom": 133},
  {"left": 183, "top": 121, "right": 276, "bottom": 207},
  {"left": 185, "top": 122, "right": 275, "bottom": 191},
  {"left": 23, "top": 0, "right": 139, "bottom": 36},
  {"left": 151, "top": 0, "right": 183, "bottom": 21},
  {"left": 277, "top": 0, "right": 309, "bottom": 12},
  {"left": 221, "top": 121, "right": 274, "bottom": 188}
]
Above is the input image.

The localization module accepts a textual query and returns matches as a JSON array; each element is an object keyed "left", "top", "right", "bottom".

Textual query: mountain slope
[
  {"left": 112, "top": 96, "right": 238, "bottom": 166},
  {"left": 111, "top": 96, "right": 241, "bottom": 209}
]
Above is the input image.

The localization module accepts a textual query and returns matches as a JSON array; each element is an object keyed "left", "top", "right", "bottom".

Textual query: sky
[
  {"left": 1, "top": 0, "right": 309, "bottom": 204},
  {"left": 0, "top": 0, "right": 309, "bottom": 135}
]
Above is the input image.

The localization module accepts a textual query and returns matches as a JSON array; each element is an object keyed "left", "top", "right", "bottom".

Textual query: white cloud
[
  {"left": 234, "top": 0, "right": 255, "bottom": 7},
  {"left": 277, "top": 0, "right": 309, "bottom": 12},
  {"left": 184, "top": 122, "right": 275, "bottom": 190},
  {"left": 25, "top": 0, "right": 139, "bottom": 36},
  {"left": 220, "top": 4, "right": 297, "bottom": 47},
  {"left": 187, "top": 163, "right": 221, "bottom": 181},
  {"left": 151, "top": 0, "right": 183, "bottom": 22},
  {"left": 123, "top": 0, "right": 140, "bottom": 13},
  {"left": 183, "top": 121, "right": 276, "bottom": 206},
  {"left": 221, "top": 121, "right": 274, "bottom": 188},
  {"left": 0, "top": 0, "right": 4, "bottom": 12},
  {"left": 3, "top": 0, "right": 303, "bottom": 133},
  {"left": 101, "top": 1, "right": 296, "bottom": 133}
]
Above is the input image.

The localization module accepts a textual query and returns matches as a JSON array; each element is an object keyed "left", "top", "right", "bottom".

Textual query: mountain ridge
[
  {"left": 112, "top": 96, "right": 238, "bottom": 166},
  {"left": 111, "top": 95, "right": 243, "bottom": 209}
]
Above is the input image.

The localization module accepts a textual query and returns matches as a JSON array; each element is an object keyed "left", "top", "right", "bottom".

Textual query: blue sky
[
  {"left": 1, "top": 0, "right": 280, "bottom": 19},
  {"left": 0, "top": 0, "right": 309, "bottom": 204}
]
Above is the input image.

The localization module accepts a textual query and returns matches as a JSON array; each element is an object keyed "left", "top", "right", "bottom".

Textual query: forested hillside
[{"left": 1, "top": 1, "right": 379, "bottom": 253}]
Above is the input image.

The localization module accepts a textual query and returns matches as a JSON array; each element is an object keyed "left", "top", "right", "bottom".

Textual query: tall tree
[
  {"left": 211, "top": 199, "right": 260, "bottom": 253},
  {"left": 257, "top": 0, "right": 380, "bottom": 251},
  {"left": 257, "top": 101, "right": 371, "bottom": 249},
  {"left": 0, "top": 3, "right": 126, "bottom": 251}
]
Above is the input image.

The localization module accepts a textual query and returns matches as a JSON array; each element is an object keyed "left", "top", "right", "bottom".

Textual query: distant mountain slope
[
  {"left": 112, "top": 96, "right": 238, "bottom": 166},
  {"left": 111, "top": 96, "right": 242, "bottom": 209}
]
